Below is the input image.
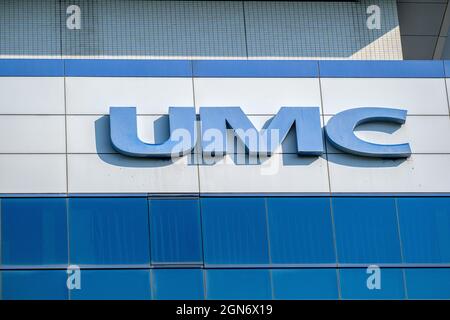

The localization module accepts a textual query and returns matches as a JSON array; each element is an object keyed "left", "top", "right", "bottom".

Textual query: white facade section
[
  {"left": 0, "top": 155, "right": 66, "bottom": 193},
  {"left": 66, "top": 77, "right": 194, "bottom": 114},
  {"left": 198, "top": 154, "right": 330, "bottom": 193},
  {"left": 193, "top": 78, "right": 321, "bottom": 115},
  {"left": 0, "top": 77, "right": 64, "bottom": 114},
  {"left": 321, "top": 78, "right": 449, "bottom": 115},
  {"left": 67, "top": 154, "right": 199, "bottom": 193},
  {"left": 3, "top": 76, "right": 450, "bottom": 194},
  {"left": 328, "top": 154, "right": 450, "bottom": 193},
  {"left": 0, "top": 116, "right": 65, "bottom": 153}
]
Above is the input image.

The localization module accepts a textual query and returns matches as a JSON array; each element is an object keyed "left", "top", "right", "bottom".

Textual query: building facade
[{"left": 1, "top": 1, "right": 450, "bottom": 300}]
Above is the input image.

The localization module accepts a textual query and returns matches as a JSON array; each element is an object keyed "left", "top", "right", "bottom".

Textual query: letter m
[{"left": 200, "top": 107, "right": 324, "bottom": 156}]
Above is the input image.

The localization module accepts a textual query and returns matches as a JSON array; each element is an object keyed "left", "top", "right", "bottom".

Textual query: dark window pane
[
  {"left": 69, "top": 198, "right": 150, "bottom": 266},
  {"left": 1, "top": 270, "right": 68, "bottom": 300},
  {"left": 405, "top": 268, "right": 450, "bottom": 299},
  {"left": 272, "top": 269, "right": 338, "bottom": 299},
  {"left": 339, "top": 268, "right": 405, "bottom": 299},
  {"left": 201, "top": 198, "right": 269, "bottom": 265},
  {"left": 1, "top": 198, "right": 67, "bottom": 267},
  {"left": 70, "top": 270, "right": 151, "bottom": 300},
  {"left": 152, "top": 269, "right": 204, "bottom": 300},
  {"left": 267, "top": 198, "right": 335, "bottom": 264},
  {"left": 332, "top": 198, "right": 402, "bottom": 264},
  {"left": 206, "top": 269, "right": 272, "bottom": 300},
  {"left": 398, "top": 198, "right": 450, "bottom": 263},
  {"left": 149, "top": 199, "right": 202, "bottom": 264}
]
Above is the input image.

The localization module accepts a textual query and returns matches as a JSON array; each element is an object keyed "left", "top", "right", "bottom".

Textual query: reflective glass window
[
  {"left": 1, "top": 270, "right": 68, "bottom": 300},
  {"left": 152, "top": 269, "right": 204, "bottom": 300},
  {"left": 272, "top": 269, "right": 338, "bottom": 299},
  {"left": 405, "top": 268, "right": 450, "bottom": 299},
  {"left": 332, "top": 198, "right": 402, "bottom": 264},
  {"left": 1, "top": 198, "right": 67, "bottom": 266},
  {"left": 69, "top": 198, "right": 150, "bottom": 266},
  {"left": 149, "top": 199, "right": 202, "bottom": 264},
  {"left": 397, "top": 197, "right": 450, "bottom": 263},
  {"left": 267, "top": 197, "right": 335, "bottom": 264},
  {"left": 70, "top": 269, "right": 151, "bottom": 300},
  {"left": 339, "top": 268, "right": 405, "bottom": 299},
  {"left": 206, "top": 269, "right": 272, "bottom": 300},
  {"left": 201, "top": 198, "right": 269, "bottom": 265}
]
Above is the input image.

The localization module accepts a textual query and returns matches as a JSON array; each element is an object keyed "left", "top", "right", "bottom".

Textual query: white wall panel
[
  {"left": 193, "top": 78, "right": 321, "bottom": 115},
  {"left": 0, "top": 77, "right": 64, "bottom": 114},
  {"left": 445, "top": 78, "right": 450, "bottom": 107},
  {"left": 0, "top": 155, "right": 66, "bottom": 193},
  {"left": 66, "top": 77, "right": 194, "bottom": 115},
  {"left": 67, "top": 154, "right": 199, "bottom": 193},
  {"left": 0, "top": 116, "right": 65, "bottom": 153},
  {"left": 328, "top": 154, "right": 450, "bottom": 193},
  {"left": 324, "top": 115, "right": 450, "bottom": 154},
  {"left": 198, "top": 153, "right": 329, "bottom": 193},
  {"left": 321, "top": 78, "right": 449, "bottom": 115},
  {"left": 2, "top": 75, "right": 449, "bottom": 195},
  {"left": 67, "top": 115, "right": 112, "bottom": 153}
]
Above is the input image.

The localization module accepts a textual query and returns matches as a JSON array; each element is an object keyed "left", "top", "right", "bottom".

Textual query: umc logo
[{"left": 109, "top": 107, "right": 411, "bottom": 159}]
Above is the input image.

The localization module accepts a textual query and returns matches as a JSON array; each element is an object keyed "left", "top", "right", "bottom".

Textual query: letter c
[{"left": 325, "top": 107, "right": 411, "bottom": 158}]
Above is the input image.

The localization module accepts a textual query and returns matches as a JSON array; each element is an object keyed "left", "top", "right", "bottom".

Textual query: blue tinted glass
[
  {"left": 397, "top": 198, "right": 450, "bottom": 263},
  {"left": 152, "top": 269, "right": 204, "bottom": 300},
  {"left": 267, "top": 198, "right": 335, "bottom": 264},
  {"left": 201, "top": 198, "right": 269, "bottom": 265},
  {"left": 69, "top": 198, "right": 150, "bottom": 266},
  {"left": 70, "top": 269, "right": 151, "bottom": 300},
  {"left": 332, "top": 198, "right": 402, "bottom": 264},
  {"left": 149, "top": 199, "right": 202, "bottom": 264},
  {"left": 272, "top": 269, "right": 338, "bottom": 299},
  {"left": 1, "top": 198, "right": 68, "bottom": 266},
  {"left": 1, "top": 270, "right": 68, "bottom": 300},
  {"left": 206, "top": 269, "right": 272, "bottom": 300},
  {"left": 405, "top": 268, "right": 450, "bottom": 299},
  {"left": 339, "top": 268, "right": 405, "bottom": 299}
]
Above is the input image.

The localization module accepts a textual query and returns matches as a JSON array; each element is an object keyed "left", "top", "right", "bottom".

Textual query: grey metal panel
[
  {"left": 398, "top": 0, "right": 446, "bottom": 3},
  {"left": 442, "top": 36, "right": 450, "bottom": 57},
  {"left": 398, "top": 3, "right": 446, "bottom": 35},
  {"left": 401, "top": 35, "right": 438, "bottom": 59},
  {"left": 437, "top": 3, "right": 450, "bottom": 58},
  {"left": 434, "top": 36, "right": 447, "bottom": 58},
  {"left": 439, "top": 2, "right": 450, "bottom": 37}
]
